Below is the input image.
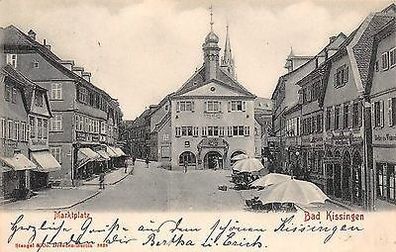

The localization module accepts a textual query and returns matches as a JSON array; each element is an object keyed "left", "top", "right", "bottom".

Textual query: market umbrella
[
  {"left": 250, "top": 173, "right": 291, "bottom": 188},
  {"left": 231, "top": 153, "right": 249, "bottom": 161},
  {"left": 232, "top": 158, "right": 267, "bottom": 173},
  {"left": 258, "top": 178, "right": 329, "bottom": 205}
]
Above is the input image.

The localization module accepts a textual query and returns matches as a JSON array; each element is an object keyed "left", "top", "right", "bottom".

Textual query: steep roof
[
  {"left": 1, "top": 25, "right": 116, "bottom": 101},
  {"left": 174, "top": 66, "right": 255, "bottom": 98}
]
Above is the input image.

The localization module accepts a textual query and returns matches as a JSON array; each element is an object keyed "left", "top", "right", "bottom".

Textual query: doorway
[{"left": 204, "top": 151, "right": 223, "bottom": 169}]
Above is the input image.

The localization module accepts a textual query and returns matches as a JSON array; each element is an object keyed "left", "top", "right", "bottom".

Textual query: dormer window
[
  {"left": 334, "top": 65, "right": 349, "bottom": 88},
  {"left": 6, "top": 54, "right": 17, "bottom": 68},
  {"left": 34, "top": 92, "right": 44, "bottom": 107}
]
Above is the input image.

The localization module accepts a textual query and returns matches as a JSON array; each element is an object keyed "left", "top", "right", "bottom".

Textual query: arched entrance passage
[
  {"left": 179, "top": 151, "right": 196, "bottom": 167},
  {"left": 352, "top": 151, "right": 362, "bottom": 205},
  {"left": 342, "top": 151, "right": 352, "bottom": 201},
  {"left": 204, "top": 151, "right": 223, "bottom": 169},
  {"left": 230, "top": 150, "right": 246, "bottom": 165}
]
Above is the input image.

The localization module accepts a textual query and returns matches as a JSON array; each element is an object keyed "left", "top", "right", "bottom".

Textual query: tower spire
[{"left": 221, "top": 23, "right": 235, "bottom": 79}]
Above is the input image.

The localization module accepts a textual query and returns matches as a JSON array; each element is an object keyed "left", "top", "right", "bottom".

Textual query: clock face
[{"left": 210, "top": 87, "right": 216, "bottom": 92}]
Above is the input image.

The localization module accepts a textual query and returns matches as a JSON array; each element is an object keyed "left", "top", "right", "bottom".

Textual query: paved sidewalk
[
  {"left": 83, "top": 165, "right": 134, "bottom": 186},
  {"left": 0, "top": 186, "right": 99, "bottom": 211},
  {"left": 0, "top": 165, "right": 135, "bottom": 211}
]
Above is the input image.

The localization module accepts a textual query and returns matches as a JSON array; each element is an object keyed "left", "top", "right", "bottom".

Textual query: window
[
  {"left": 381, "top": 52, "right": 389, "bottom": 70},
  {"left": 177, "top": 101, "right": 194, "bottom": 112},
  {"left": 0, "top": 118, "right": 5, "bottom": 139},
  {"left": 20, "top": 122, "right": 26, "bottom": 141},
  {"left": 100, "top": 121, "right": 106, "bottom": 134},
  {"left": 50, "top": 147, "right": 62, "bottom": 164},
  {"left": 219, "top": 126, "right": 225, "bottom": 137},
  {"left": 7, "top": 120, "right": 13, "bottom": 139},
  {"left": 206, "top": 101, "right": 221, "bottom": 112},
  {"left": 230, "top": 101, "right": 243, "bottom": 111},
  {"left": 376, "top": 163, "right": 396, "bottom": 203},
  {"left": 317, "top": 114, "right": 323, "bottom": 133},
  {"left": 244, "top": 126, "right": 250, "bottom": 136},
  {"left": 373, "top": 101, "right": 384, "bottom": 128},
  {"left": 43, "top": 119, "right": 47, "bottom": 139},
  {"left": 4, "top": 84, "right": 11, "bottom": 102},
  {"left": 208, "top": 126, "right": 219, "bottom": 136},
  {"left": 29, "top": 117, "right": 35, "bottom": 138},
  {"left": 161, "top": 146, "right": 170, "bottom": 158},
  {"left": 343, "top": 103, "right": 350, "bottom": 129},
  {"left": 175, "top": 127, "right": 181, "bottom": 137},
  {"left": 12, "top": 88, "right": 17, "bottom": 103},
  {"left": 232, "top": 126, "right": 245, "bottom": 136},
  {"left": 202, "top": 126, "right": 207, "bottom": 137},
  {"left": 37, "top": 118, "right": 43, "bottom": 139},
  {"left": 352, "top": 102, "right": 361, "bottom": 128},
  {"left": 179, "top": 151, "right": 196, "bottom": 165},
  {"left": 14, "top": 121, "right": 19, "bottom": 141},
  {"left": 390, "top": 48, "right": 396, "bottom": 68},
  {"left": 50, "top": 114, "right": 63, "bottom": 131},
  {"left": 6, "top": 54, "right": 17, "bottom": 67},
  {"left": 34, "top": 92, "right": 44, "bottom": 107},
  {"left": 181, "top": 126, "right": 193, "bottom": 136},
  {"left": 334, "top": 65, "right": 349, "bottom": 88},
  {"left": 193, "top": 127, "right": 199, "bottom": 137},
  {"left": 375, "top": 60, "right": 379, "bottom": 72},
  {"left": 312, "top": 81, "right": 321, "bottom": 101},
  {"left": 51, "top": 83, "right": 62, "bottom": 100},
  {"left": 78, "top": 86, "right": 88, "bottom": 104},
  {"left": 334, "top": 106, "right": 340, "bottom": 130},
  {"left": 389, "top": 98, "right": 396, "bottom": 127}
]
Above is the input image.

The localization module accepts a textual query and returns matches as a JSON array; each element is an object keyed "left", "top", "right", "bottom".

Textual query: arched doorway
[
  {"left": 179, "top": 151, "right": 196, "bottom": 168},
  {"left": 342, "top": 151, "right": 352, "bottom": 201},
  {"left": 204, "top": 151, "right": 223, "bottom": 169},
  {"left": 352, "top": 151, "right": 362, "bottom": 205},
  {"left": 230, "top": 151, "right": 245, "bottom": 165}
]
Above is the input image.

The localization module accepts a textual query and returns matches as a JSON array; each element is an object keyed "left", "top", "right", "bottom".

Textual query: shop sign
[{"left": 76, "top": 132, "right": 87, "bottom": 142}]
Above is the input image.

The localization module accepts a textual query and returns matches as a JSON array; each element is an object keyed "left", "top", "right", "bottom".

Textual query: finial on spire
[{"left": 209, "top": 5, "right": 214, "bottom": 31}]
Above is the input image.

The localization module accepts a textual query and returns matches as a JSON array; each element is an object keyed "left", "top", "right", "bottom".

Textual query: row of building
[
  {"left": 271, "top": 4, "right": 396, "bottom": 210},
  {"left": 0, "top": 25, "right": 125, "bottom": 201},
  {"left": 121, "top": 21, "right": 273, "bottom": 170}
]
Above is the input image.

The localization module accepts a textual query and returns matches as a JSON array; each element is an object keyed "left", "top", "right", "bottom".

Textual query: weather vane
[{"left": 209, "top": 4, "right": 214, "bottom": 31}]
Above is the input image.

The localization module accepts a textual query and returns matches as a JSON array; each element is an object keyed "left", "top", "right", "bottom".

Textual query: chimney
[
  {"left": 58, "top": 60, "right": 74, "bottom": 71},
  {"left": 329, "top": 36, "right": 337, "bottom": 44},
  {"left": 72, "top": 66, "right": 84, "bottom": 76},
  {"left": 82, "top": 72, "right": 91, "bottom": 82},
  {"left": 28, "top": 29, "right": 36, "bottom": 40},
  {"left": 43, "top": 39, "right": 51, "bottom": 51}
]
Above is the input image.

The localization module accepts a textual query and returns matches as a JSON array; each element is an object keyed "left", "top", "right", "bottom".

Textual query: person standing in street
[
  {"left": 183, "top": 159, "right": 188, "bottom": 173},
  {"left": 124, "top": 161, "right": 128, "bottom": 173},
  {"left": 132, "top": 156, "right": 136, "bottom": 166},
  {"left": 99, "top": 172, "right": 105, "bottom": 190},
  {"left": 145, "top": 157, "right": 150, "bottom": 168}
]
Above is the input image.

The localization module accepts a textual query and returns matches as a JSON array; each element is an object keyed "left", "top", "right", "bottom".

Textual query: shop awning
[
  {"left": 0, "top": 153, "right": 37, "bottom": 171},
  {"left": 114, "top": 147, "right": 127, "bottom": 157},
  {"left": 31, "top": 151, "right": 61, "bottom": 173},
  {"left": 106, "top": 146, "right": 119, "bottom": 157},
  {"left": 97, "top": 150, "right": 110, "bottom": 161},
  {"left": 76, "top": 148, "right": 100, "bottom": 169}
]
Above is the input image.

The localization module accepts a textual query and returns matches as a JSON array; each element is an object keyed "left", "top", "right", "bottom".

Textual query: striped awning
[
  {"left": 0, "top": 153, "right": 37, "bottom": 171},
  {"left": 76, "top": 148, "right": 100, "bottom": 169},
  {"left": 31, "top": 151, "right": 61, "bottom": 173},
  {"left": 106, "top": 146, "right": 119, "bottom": 157}
]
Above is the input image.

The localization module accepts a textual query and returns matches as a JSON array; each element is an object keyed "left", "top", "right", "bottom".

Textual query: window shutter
[
  {"left": 204, "top": 101, "right": 207, "bottom": 112},
  {"left": 227, "top": 101, "right": 231, "bottom": 112},
  {"left": 176, "top": 102, "right": 180, "bottom": 113},
  {"left": 330, "top": 107, "right": 334, "bottom": 130},
  {"left": 191, "top": 101, "right": 195, "bottom": 112},
  {"left": 388, "top": 98, "right": 393, "bottom": 126},
  {"left": 242, "top": 101, "right": 246, "bottom": 112},
  {"left": 380, "top": 100, "right": 384, "bottom": 127},
  {"left": 219, "top": 101, "right": 222, "bottom": 112}
]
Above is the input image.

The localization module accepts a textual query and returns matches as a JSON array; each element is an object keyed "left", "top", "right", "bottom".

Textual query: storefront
[
  {"left": 30, "top": 150, "right": 61, "bottom": 190},
  {"left": 75, "top": 147, "right": 100, "bottom": 181},
  {"left": 0, "top": 152, "right": 36, "bottom": 200}
]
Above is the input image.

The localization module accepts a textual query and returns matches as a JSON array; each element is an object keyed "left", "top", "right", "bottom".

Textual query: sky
[{"left": 0, "top": 0, "right": 393, "bottom": 120}]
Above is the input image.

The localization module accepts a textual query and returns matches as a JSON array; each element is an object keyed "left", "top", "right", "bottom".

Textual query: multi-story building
[
  {"left": 368, "top": 17, "right": 396, "bottom": 208},
  {"left": 271, "top": 33, "right": 346, "bottom": 171},
  {"left": 2, "top": 25, "right": 123, "bottom": 186}
]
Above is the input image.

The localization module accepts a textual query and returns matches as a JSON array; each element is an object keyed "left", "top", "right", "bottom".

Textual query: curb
[
  {"left": 3, "top": 190, "right": 102, "bottom": 211},
  {"left": 83, "top": 172, "right": 131, "bottom": 186}
]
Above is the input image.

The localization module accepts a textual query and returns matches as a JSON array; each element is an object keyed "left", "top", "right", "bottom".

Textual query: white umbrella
[
  {"left": 251, "top": 173, "right": 291, "bottom": 188},
  {"left": 258, "top": 178, "right": 329, "bottom": 205},
  {"left": 232, "top": 158, "right": 266, "bottom": 173},
  {"left": 231, "top": 153, "right": 249, "bottom": 161}
]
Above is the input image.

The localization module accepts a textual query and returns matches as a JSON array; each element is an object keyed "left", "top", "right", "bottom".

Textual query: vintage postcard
[{"left": 0, "top": 0, "right": 395, "bottom": 251}]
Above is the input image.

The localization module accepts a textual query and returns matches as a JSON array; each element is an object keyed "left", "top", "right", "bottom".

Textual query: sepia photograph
[{"left": 0, "top": 0, "right": 395, "bottom": 251}]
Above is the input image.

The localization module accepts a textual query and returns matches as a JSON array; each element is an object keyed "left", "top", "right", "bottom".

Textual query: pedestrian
[
  {"left": 124, "top": 160, "right": 128, "bottom": 173},
  {"left": 99, "top": 172, "right": 105, "bottom": 190},
  {"left": 183, "top": 159, "right": 188, "bottom": 173},
  {"left": 145, "top": 157, "right": 150, "bottom": 168},
  {"left": 132, "top": 156, "right": 136, "bottom": 166}
]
